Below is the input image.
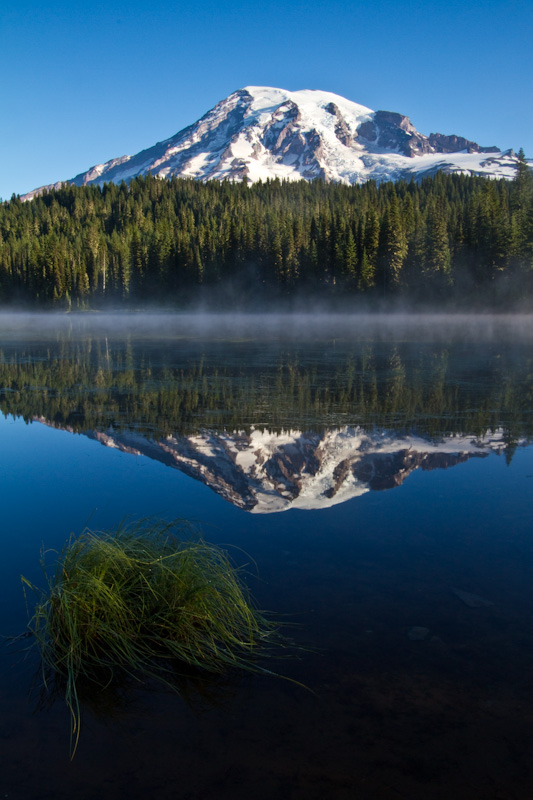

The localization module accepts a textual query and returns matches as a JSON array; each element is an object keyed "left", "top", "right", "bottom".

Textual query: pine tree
[
  {"left": 425, "top": 197, "right": 451, "bottom": 286},
  {"left": 378, "top": 194, "right": 407, "bottom": 293}
]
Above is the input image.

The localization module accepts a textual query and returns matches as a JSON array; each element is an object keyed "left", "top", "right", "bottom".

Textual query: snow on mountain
[
  {"left": 22, "top": 87, "right": 526, "bottom": 200},
  {"left": 78, "top": 424, "right": 510, "bottom": 514}
]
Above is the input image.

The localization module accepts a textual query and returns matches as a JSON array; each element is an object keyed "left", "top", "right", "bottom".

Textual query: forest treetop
[{"left": 1, "top": 160, "right": 532, "bottom": 308}]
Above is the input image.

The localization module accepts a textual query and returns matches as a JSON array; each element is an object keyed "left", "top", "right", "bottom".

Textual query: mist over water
[{"left": 1, "top": 309, "right": 532, "bottom": 343}]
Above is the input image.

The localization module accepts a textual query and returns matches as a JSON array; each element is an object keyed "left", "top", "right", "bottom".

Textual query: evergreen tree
[
  {"left": 378, "top": 193, "right": 407, "bottom": 293},
  {"left": 425, "top": 197, "right": 451, "bottom": 287}
]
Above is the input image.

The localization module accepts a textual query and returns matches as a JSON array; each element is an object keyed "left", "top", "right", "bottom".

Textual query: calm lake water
[{"left": 1, "top": 312, "right": 533, "bottom": 799}]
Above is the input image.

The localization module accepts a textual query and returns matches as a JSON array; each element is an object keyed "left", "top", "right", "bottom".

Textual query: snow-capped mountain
[
  {"left": 23, "top": 87, "right": 524, "bottom": 200},
  {"left": 75, "top": 424, "right": 509, "bottom": 514}
]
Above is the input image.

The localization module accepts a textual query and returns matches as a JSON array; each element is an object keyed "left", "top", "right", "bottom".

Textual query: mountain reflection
[
  {"left": 1, "top": 329, "right": 531, "bottom": 511},
  {"left": 79, "top": 424, "right": 508, "bottom": 513}
]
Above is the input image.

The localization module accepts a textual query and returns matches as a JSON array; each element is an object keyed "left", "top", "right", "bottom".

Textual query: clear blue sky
[{"left": 1, "top": 0, "right": 531, "bottom": 200}]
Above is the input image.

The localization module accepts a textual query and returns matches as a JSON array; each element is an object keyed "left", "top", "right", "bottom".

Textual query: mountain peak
[{"left": 22, "top": 86, "right": 525, "bottom": 200}]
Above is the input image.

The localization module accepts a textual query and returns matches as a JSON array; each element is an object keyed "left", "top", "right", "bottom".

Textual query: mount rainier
[{"left": 24, "top": 86, "right": 523, "bottom": 199}]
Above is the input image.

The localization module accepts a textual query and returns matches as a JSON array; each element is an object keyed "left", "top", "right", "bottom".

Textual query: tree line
[{"left": 1, "top": 156, "right": 532, "bottom": 307}]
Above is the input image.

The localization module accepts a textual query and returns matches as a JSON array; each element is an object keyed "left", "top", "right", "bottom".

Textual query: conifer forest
[{"left": 1, "top": 157, "right": 532, "bottom": 308}]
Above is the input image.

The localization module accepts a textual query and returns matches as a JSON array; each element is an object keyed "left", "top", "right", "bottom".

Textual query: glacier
[{"left": 22, "top": 86, "right": 527, "bottom": 200}]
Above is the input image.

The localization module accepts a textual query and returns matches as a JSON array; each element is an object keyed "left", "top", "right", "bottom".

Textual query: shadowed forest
[{"left": 1, "top": 157, "right": 532, "bottom": 308}]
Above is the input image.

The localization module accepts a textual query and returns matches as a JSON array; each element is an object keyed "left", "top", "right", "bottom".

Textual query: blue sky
[{"left": 1, "top": 0, "right": 531, "bottom": 200}]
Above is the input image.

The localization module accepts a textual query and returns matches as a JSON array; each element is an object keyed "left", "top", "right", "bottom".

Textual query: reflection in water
[
  {"left": 2, "top": 316, "right": 533, "bottom": 797},
  {"left": 1, "top": 325, "right": 532, "bottom": 440},
  {"left": 1, "top": 321, "right": 531, "bottom": 511},
  {"left": 82, "top": 424, "right": 510, "bottom": 513}
]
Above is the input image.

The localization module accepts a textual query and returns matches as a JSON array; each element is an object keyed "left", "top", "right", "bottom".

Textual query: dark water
[{"left": 1, "top": 313, "right": 533, "bottom": 799}]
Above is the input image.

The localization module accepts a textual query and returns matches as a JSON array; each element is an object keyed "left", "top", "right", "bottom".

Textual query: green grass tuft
[{"left": 22, "top": 519, "right": 281, "bottom": 756}]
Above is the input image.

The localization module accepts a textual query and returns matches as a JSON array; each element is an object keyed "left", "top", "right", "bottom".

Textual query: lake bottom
[{"left": 3, "top": 447, "right": 533, "bottom": 799}]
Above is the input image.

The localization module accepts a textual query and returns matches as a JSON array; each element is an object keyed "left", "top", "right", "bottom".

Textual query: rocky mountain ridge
[{"left": 23, "top": 87, "right": 524, "bottom": 200}]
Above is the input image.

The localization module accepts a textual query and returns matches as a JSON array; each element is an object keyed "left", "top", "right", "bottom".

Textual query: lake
[{"left": 1, "top": 312, "right": 533, "bottom": 799}]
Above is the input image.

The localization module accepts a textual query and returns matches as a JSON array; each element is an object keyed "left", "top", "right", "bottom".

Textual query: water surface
[{"left": 1, "top": 313, "right": 533, "bottom": 799}]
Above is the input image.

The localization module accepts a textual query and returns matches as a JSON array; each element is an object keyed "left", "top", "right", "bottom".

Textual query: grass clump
[{"left": 22, "top": 519, "right": 279, "bottom": 754}]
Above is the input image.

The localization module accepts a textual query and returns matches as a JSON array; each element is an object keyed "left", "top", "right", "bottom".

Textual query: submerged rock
[{"left": 451, "top": 588, "right": 494, "bottom": 608}]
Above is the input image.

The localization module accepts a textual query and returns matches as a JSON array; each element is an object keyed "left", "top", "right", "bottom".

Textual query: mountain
[
  {"left": 72, "top": 424, "right": 509, "bottom": 514},
  {"left": 23, "top": 87, "right": 523, "bottom": 200}
]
